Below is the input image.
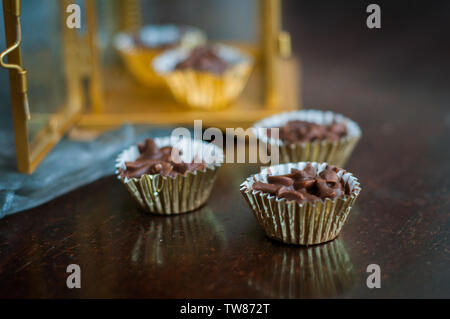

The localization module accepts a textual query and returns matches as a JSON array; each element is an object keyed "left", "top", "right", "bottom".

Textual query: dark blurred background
[{"left": 283, "top": 0, "right": 449, "bottom": 121}]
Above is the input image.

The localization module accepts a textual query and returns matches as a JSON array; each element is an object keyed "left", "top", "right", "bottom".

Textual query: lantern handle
[
  {"left": 0, "top": 14, "right": 24, "bottom": 72},
  {"left": 0, "top": 10, "right": 30, "bottom": 120}
]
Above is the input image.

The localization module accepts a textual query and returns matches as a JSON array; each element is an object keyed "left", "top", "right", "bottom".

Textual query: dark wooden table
[{"left": 0, "top": 1, "right": 449, "bottom": 298}]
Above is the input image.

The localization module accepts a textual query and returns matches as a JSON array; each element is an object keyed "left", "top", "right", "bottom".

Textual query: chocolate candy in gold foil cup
[
  {"left": 153, "top": 44, "right": 253, "bottom": 110},
  {"left": 252, "top": 109, "right": 362, "bottom": 167},
  {"left": 116, "top": 137, "right": 224, "bottom": 215},
  {"left": 240, "top": 162, "right": 361, "bottom": 245},
  {"left": 114, "top": 25, "right": 206, "bottom": 87}
]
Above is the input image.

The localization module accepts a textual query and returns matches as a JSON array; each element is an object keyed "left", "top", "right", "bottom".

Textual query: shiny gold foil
[
  {"left": 273, "top": 136, "right": 360, "bottom": 167},
  {"left": 153, "top": 44, "right": 254, "bottom": 110},
  {"left": 160, "top": 62, "right": 253, "bottom": 110},
  {"left": 121, "top": 166, "right": 219, "bottom": 214},
  {"left": 114, "top": 27, "right": 206, "bottom": 88},
  {"left": 116, "top": 137, "right": 223, "bottom": 215},
  {"left": 252, "top": 110, "right": 362, "bottom": 167},
  {"left": 117, "top": 48, "right": 168, "bottom": 87},
  {"left": 240, "top": 162, "right": 361, "bottom": 245}
]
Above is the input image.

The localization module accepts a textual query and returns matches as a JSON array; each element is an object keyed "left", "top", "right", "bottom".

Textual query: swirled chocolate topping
[
  {"left": 175, "top": 45, "right": 229, "bottom": 74},
  {"left": 252, "top": 163, "right": 350, "bottom": 204},
  {"left": 119, "top": 138, "right": 206, "bottom": 179},
  {"left": 268, "top": 120, "right": 347, "bottom": 144}
]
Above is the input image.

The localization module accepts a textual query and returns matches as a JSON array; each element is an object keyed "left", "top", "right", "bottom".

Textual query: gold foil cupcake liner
[
  {"left": 252, "top": 109, "right": 362, "bottom": 167},
  {"left": 114, "top": 26, "right": 206, "bottom": 87},
  {"left": 240, "top": 162, "right": 361, "bottom": 245},
  {"left": 116, "top": 137, "right": 224, "bottom": 215},
  {"left": 153, "top": 44, "right": 253, "bottom": 110},
  {"left": 116, "top": 48, "right": 168, "bottom": 87}
]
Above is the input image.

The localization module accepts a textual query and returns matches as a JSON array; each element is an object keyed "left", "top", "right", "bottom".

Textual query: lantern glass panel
[
  {"left": 21, "top": 0, "right": 67, "bottom": 142},
  {"left": 91, "top": 0, "right": 264, "bottom": 119},
  {"left": 1, "top": 0, "right": 85, "bottom": 173}
]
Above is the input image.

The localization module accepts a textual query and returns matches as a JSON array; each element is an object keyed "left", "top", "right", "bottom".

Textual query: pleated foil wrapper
[
  {"left": 116, "top": 137, "right": 224, "bottom": 215},
  {"left": 247, "top": 239, "right": 355, "bottom": 298},
  {"left": 240, "top": 162, "right": 361, "bottom": 245},
  {"left": 252, "top": 109, "right": 362, "bottom": 167},
  {"left": 153, "top": 44, "right": 253, "bottom": 110},
  {"left": 114, "top": 25, "right": 206, "bottom": 87}
]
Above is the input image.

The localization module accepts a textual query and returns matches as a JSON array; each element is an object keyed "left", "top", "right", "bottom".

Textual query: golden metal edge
[{"left": 2, "top": 0, "right": 29, "bottom": 173}]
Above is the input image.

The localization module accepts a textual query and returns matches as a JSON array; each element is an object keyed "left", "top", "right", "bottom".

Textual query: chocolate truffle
[
  {"left": 252, "top": 163, "right": 350, "bottom": 204},
  {"left": 175, "top": 45, "right": 229, "bottom": 74},
  {"left": 268, "top": 120, "right": 347, "bottom": 144},
  {"left": 119, "top": 138, "right": 206, "bottom": 179}
]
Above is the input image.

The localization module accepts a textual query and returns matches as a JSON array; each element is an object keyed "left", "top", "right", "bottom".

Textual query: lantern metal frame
[{"left": 1, "top": 0, "right": 300, "bottom": 173}]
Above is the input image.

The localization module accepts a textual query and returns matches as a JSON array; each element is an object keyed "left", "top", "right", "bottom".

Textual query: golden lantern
[{"left": 1, "top": 0, "right": 300, "bottom": 173}]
